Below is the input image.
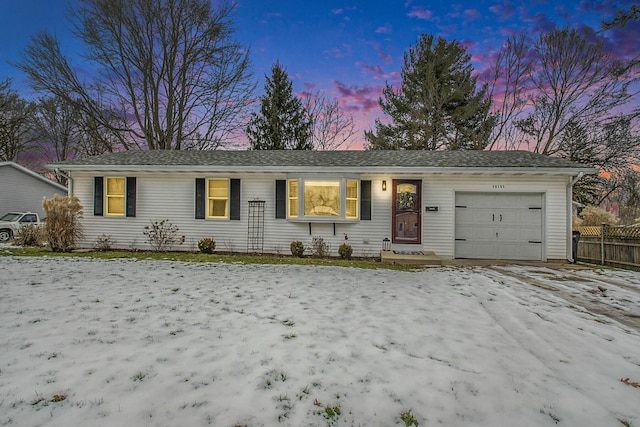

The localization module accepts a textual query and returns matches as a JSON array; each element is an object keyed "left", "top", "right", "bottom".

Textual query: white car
[{"left": 0, "top": 212, "right": 41, "bottom": 242}]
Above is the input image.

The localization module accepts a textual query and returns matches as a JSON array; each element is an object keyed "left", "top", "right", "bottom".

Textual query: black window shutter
[
  {"left": 126, "top": 177, "right": 137, "bottom": 217},
  {"left": 94, "top": 177, "right": 104, "bottom": 216},
  {"left": 230, "top": 179, "right": 241, "bottom": 220},
  {"left": 195, "top": 178, "right": 205, "bottom": 219},
  {"left": 360, "top": 180, "right": 372, "bottom": 220},
  {"left": 275, "top": 180, "right": 286, "bottom": 219}
]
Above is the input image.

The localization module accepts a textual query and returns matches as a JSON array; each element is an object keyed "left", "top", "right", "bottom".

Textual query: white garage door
[{"left": 455, "top": 193, "right": 544, "bottom": 260}]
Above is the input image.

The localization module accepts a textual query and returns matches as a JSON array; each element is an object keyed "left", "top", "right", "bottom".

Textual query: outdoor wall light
[
  {"left": 382, "top": 180, "right": 387, "bottom": 191},
  {"left": 382, "top": 237, "right": 391, "bottom": 251}
]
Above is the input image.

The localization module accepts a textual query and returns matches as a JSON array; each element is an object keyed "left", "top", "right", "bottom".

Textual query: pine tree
[
  {"left": 247, "top": 61, "right": 312, "bottom": 150},
  {"left": 365, "top": 34, "right": 495, "bottom": 150}
]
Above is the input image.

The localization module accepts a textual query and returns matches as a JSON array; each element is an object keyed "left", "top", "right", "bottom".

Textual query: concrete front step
[{"left": 380, "top": 250, "right": 442, "bottom": 266}]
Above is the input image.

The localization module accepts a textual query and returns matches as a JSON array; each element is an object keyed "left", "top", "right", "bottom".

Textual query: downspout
[
  {"left": 566, "top": 172, "right": 584, "bottom": 262},
  {"left": 55, "top": 168, "right": 72, "bottom": 196}
]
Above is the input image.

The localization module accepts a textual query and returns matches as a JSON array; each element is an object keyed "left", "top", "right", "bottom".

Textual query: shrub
[
  {"left": 580, "top": 206, "right": 618, "bottom": 226},
  {"left": 143, "top": 219, "right": 185, "bottom": 252},
  {"left": 14, "top": 224, "right": 46, "bottom": 246},
  {"left": 290, "top": 241, "right": 305, "bottom": 257},
  {"left": 42, "top": 195, "right": 84, "bottom": 252},
  {"left": 338, "top": 243, "right": 353, "bottom": 260},
  {"left": 310, "top": 236, "right": 330, "bottom": 258},
  {"left": 198, "top": 237, "right": 216, "bottom": 254},
  {"left": 94, "top": 234, "right": 115, "bottom": 251}
]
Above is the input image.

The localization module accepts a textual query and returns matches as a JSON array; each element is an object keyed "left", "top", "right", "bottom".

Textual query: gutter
[
  {"left": 54, "top": 168, "right": 73, "bottom": 195},
  {"left": 566, "top": 172, "right": 584, "bottom": 262}
]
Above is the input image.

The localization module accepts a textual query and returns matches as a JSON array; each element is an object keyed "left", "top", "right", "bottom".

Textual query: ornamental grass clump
[{"left": 42, "top": 195, "right": 84, "bottom": 252}]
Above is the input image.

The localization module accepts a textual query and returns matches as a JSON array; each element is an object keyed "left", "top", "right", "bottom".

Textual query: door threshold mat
[{"left": 393, "top": 250, "right": 425, "bottom": 255}]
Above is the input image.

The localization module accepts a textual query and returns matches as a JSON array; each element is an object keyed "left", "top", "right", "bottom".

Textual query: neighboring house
[
  {"left": 0, "top": 161, "right": 68, "bottom": 218},
  {"left": 49, "top": 150, "right": 595, "bottom": 261}
]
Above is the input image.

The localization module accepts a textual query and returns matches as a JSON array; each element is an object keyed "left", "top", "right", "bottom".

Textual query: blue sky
[{"left": 1, "top": 0, "right": 638, "bottom": 148}]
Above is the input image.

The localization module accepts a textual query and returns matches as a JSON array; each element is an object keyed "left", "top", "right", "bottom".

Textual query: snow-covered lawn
[{"left": 1, "top": 257, "right": 639, "bottom": 427}]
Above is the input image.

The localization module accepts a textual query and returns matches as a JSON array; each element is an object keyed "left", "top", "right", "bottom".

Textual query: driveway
[{"left": 481, "top": 264, "right": 640, "bottom": 333}]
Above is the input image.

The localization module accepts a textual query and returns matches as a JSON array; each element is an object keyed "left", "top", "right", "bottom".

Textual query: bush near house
[
  {"left": 198, "top": 237, "right": 216, "bottom": 254},
  {"left": 143, "top": 219, "right": 185, "bottom": 252},
  {"left": 290, "top": 241, "right": 305, "bottom": 257},
  {"left": 579, "top": 206, "right": 618, "bottom": 226},
  {"left": 338, "top": 243, "right": 353, "bottom": 260}
]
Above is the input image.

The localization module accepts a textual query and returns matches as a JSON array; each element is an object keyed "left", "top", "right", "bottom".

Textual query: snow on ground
[{"left": 1, "top": 256, "right": 639, "bottom": 427}]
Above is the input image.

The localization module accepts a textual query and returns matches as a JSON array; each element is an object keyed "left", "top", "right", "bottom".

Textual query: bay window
[{"left": 287, "top": 178, "right": 360, "bottom": 220}]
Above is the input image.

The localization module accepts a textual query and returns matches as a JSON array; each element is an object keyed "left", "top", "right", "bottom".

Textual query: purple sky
[{"left": 1, "top": 0, "right": 638, "bottom": 149}]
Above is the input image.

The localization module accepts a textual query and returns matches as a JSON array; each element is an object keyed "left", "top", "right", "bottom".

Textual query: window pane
[
  {"left": 288, "top": 179, "right": 298, "bottom": 218},
  {"left": 210, "top": 199, "right": 227, "bottom": 217},
  {"left": 107, "top": 177, "right": 125, "bottom": 195},
  {"left": 207, "top": 179, "right": 229, "bottom": 218},
  {"left": 107, "top": 197, "right": 125, "bottom": 215},
  {"left": 346, "top": 180, "right": 358, "bottom": 219},
  {"left": 346, "top": 200, "right": 357, "bottom": 218},
  {"left": 304, "top": 181, "right": 340, "bottom": 216},
  {"left": 106, "top": 177, "right": 125, "bottom": 215},
  {"left": 346, "top": 180, "right": 358, "bottom": 199},
  {"left": 208, "top": 180, "right": 228, "bottom": 198}
]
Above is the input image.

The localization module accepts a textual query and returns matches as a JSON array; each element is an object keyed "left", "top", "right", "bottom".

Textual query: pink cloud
[
  {"left": 365, "top": 41, "right": 393, "bottom": 64},
  {"left": 523, "top": 12, "right": 557, "bottom": 34},
  {"left": 407, "top": 6, "right": 435, "bottom": 21},
  {"left": 324, "top": 44, "right": 353, "bottom": 59},
  {"left": 375, "top": 23, "right": 393, "bottom": 34},
  {"left": 356, "top": 62, "right": 384, "bottom": 75},
  {"left": 464, "top": 8, "right": 481, "bottom": 21},
  {"left": 332, "top": 80, "right": 384, "bottom": 114},
  {"left": 489, "top": 0, "right": 515, "bottom": 21}
]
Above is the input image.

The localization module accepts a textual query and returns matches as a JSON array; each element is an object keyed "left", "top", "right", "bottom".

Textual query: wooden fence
[{"left": 574, "top": 225, "right": 640, "bottom": 270}]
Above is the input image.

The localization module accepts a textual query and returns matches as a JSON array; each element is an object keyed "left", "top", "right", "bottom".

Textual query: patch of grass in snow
[
  {"left": 619, "top": 419, "right": 632, "bottom": 427},
  {"left": 282, "top": 319, "right": 295, "bottom": 327},
  {"left": 0, "top": 246, "right": 418, "bottom": 271},
  {"left": 400, "top": 409, "right": 420, "bottom": 426},
  {"left": 131, "top": 371, "right": 147, "bottom": 382}
]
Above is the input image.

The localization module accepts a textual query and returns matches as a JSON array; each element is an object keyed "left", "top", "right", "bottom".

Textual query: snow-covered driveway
[{"left": 1, "top": 257, "right": 638, "bottom": 426}]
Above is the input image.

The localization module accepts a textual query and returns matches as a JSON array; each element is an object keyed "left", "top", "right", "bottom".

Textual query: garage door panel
[
  {"left": 455, "top": 192, "right": 544, "bottom": 261},
  {"left": 455, "top": 241, "right": 498, "bottom": 259}
]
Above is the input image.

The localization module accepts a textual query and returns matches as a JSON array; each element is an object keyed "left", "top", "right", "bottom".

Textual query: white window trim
[
  {"left": 206, "top": 178, "right": 230, "bottom": 219},
  {"left": 105, "top": 176, "right": 125, "bottom": 217}
]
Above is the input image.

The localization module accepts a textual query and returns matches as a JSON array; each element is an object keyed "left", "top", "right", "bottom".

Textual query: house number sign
[{"left": 492, "top": 185, "right": 505, "bottom": 189}]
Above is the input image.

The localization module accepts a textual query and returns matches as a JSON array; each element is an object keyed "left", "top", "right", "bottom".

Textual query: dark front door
[{"left": 392, "top": 180, "right": 421, "bottom": 244}]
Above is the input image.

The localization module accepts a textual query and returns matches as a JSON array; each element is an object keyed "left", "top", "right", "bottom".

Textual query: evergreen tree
[
  {"left": 247, "top": 62, "right": 312, "bottom": 150},
  {"left": 365, "top": 34, "right": 495, "bottom": 150}
]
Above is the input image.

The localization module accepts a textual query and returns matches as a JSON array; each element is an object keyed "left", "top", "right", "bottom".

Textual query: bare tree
[
  {"left": 16, "top": 0, "right": 254, "bottom": 151},
  {"left": 0, "top": 78, "right": 35, "bottom": 161},
  {"left": 484, "top": 35, "right": 534, "bottom": 150},
  {"left": 31, "top": 97, "right": 82, "bottom": 163},
  {"left": 602, "top": 5, "right": 640, "bottom": 29},
  {"left": 303, "top": 92, "right": 356, "bottom": 150},
  {"left": 516, "top": 27, "right": 638, "bottom": 155}
]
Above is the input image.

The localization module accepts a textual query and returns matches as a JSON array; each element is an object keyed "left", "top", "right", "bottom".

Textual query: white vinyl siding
[
  {"left": 0, "top": 163, "right": 67, "bottom": 218},
  {"left": 69, "top": 171, "right": 571, "bottom": 260}
]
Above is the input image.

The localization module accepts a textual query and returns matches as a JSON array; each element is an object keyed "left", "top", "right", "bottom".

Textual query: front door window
[{"left": 392, "top": 180, "right": 421, "bottom": 244}]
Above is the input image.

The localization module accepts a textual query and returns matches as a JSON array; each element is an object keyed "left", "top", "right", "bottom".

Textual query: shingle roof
[{"left": 49, "top": 149, "right": 594, "bottom": 172}]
